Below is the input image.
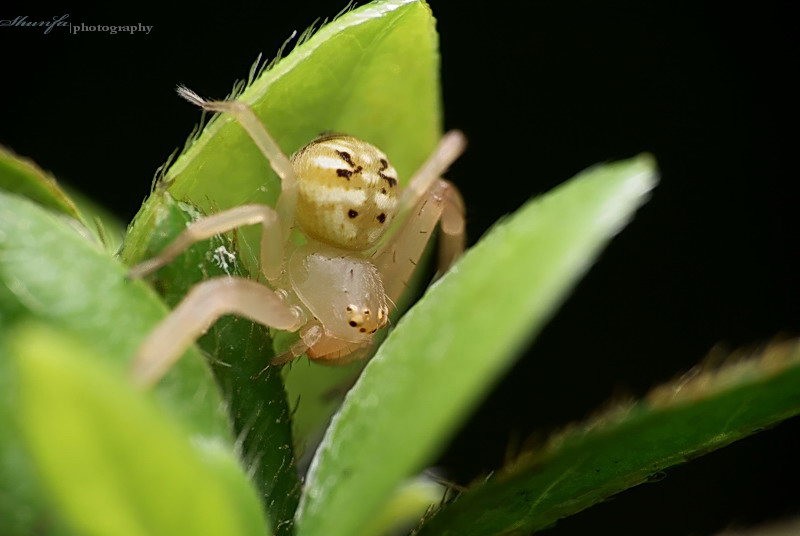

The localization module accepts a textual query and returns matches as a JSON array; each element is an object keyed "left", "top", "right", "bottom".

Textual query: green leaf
[
  {"left": 415, "top": 340, "right": 800, "bottom": 535},
  {"left": 126, "top": 191, "right": 301, "bottom": 534},
  {"left": 282, "top": 359, "right": 368, "bottom": 459},
  {"left": 0, "top": 192, "right": 229, "bottom": 439},
  {"left": 0, "top": 192, "right": 237, "bottom": 532},
  {"left": 295, "top": 156, "right": 658, "bottom": 536},
  {"left": 11, "top": 322, "right": 268, "bottom": 536},
  {"left": 0, "top": 334, "right": 73, "bottom": 536}
]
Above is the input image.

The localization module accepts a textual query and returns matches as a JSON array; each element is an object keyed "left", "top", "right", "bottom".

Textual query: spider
[{"left": 128, "top": 87, "right": 466, "bottom": 387}]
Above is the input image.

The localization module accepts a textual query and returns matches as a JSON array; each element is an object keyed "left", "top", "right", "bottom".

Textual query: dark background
[{"left": 1, "top": 1, "right": 798, "bottom": 534}]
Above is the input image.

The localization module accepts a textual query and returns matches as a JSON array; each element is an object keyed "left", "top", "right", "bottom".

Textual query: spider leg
[
  {"left": 310, "top": 343, "right": 373, "bottom": 366},
  {"left": 130, "top": 277, "right": 304, "bottom": 387},
  {"left": 177, "top": 86, "right": 298, "bottom": 238},
  {"left": 269, "top": 324, "right": 324, "bottom": 367},
  {"left": 374, "top": 179, "right": 466, "bottom": 305},
  {"left": 128, "top": 204, "right": 284, "bottom": 281},
  {"left": 436, "top": 183, "right": 466, "bottom": 274},
  {"left": 396, "top": 130, "right": 465, "bottom": 218},
  {"left": 369, "top": 130, "right": 465, "bottom": 259}
]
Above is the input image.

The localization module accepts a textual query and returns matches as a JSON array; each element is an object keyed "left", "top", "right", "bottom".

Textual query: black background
[{"left": 1, "top": 1, "right": 798, "bottom": 534}]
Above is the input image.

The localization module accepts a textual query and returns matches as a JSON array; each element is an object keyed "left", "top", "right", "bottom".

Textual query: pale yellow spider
[{"left": 129, "top": 87, "right": 466, "bottom": 387}]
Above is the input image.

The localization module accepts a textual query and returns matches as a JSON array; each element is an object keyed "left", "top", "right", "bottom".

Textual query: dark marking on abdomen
[
  {"left": 378, "top": 158, "right": 398, "bottom": 187},
  {"left": 336, "top": 150, "right": 356, "bottom": 168}
]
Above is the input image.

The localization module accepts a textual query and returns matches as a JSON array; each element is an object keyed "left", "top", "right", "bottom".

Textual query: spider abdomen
[{"left": 291, "top": 134, "right": 399, "bottom": 250}]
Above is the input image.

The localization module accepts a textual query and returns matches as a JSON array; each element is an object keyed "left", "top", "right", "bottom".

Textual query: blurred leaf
[
  {"left": 415, "top": 340, "right": 800, "bottom": 535},
  {"left": 126, "top": 191, "right": 301, "bottom": 534},
  {"left": 0, "top": 192, "right": 229, "bottom": 437},
  {"left": 11, "top": 322, "right": 268, "bottom": 536},
  {"left": 0, "top": 334, "right": 73, "bottom": 536},
  {"left": 360, "top": 475, "right": 445, "bottom": 536},
  {"left": 0, "top": 192, "right": 233, "bottom": 532},
  {"left": 0, "top": 145, "right": 80, "bottom": 220},
  {"left": 296, "top": 156, "right": 658, "bottom": 536},
  {"left": 62, "top": 185, "right": 126, "bottom": 253},
  {"left": 0, "top": 146, "right": 124, "bottom": 251}
]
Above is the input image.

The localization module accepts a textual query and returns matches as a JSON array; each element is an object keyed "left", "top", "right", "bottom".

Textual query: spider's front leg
[
  {"left": 375, "top": 178, "right": 466, "bottom": 304},
  {"left": 132, "top": 278, "right": 305, "bottom": 387},
  {"left": 129, "top": 90, "right": 301, "bottom": 386},
  {"left": 128, "top": 204, "right": 297, "bottom": 386},
  {"left": 176, "top": 87, "right": 298, "bottom": 238},
  {"left": 128, "top": 204, "right": 284, "bottom": 281},
  {"left": 374, "top": 131, "right": 467, "bottom": 304}
]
